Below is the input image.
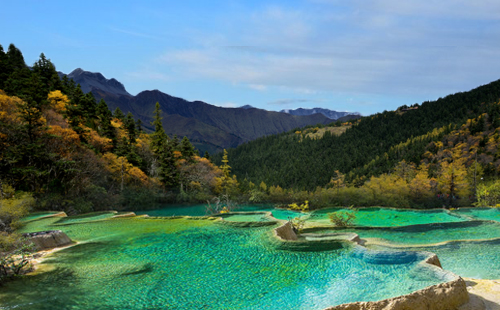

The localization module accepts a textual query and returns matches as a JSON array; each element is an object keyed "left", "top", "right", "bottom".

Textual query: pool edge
[{"left": 273, "top": 221, "right": 474, "bottom": 310}]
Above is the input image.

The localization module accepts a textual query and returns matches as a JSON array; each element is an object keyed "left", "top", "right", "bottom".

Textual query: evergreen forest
[
  {"left": 214, "top": 77, "right": 500, "bottom": 209},
  {"left": 0, "top": 44, "right": 229, "bottom": 241}
]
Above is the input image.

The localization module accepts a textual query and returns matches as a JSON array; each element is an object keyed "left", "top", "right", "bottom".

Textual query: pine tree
[
  {"left": 124, "top": 112, "right": 137, "bottom": 143},
  {"left": 180, "top": 136, "right": 196, "bottom": 161},
  {"left": 82, "top": 92, "right": 97, "bottom": 124},
  {"left": 6, "top": 44, "right": 26, "bottom": 71},
  {"left": 32, "top": 53, "right": 62, "bottom": 93},
  {"left": 159, "top": 142, "right": 178, "bottom": 187},
  {"left": 65, "top": 85, "right": 86, "bottom": 140},
  {"left": 150, "top": 102, "right": 168, "bottom": 154},
  {"left": 113, "top": 107, "right": 125, "bottom": 121},
  {"left": 171, "top": 135, "right": 180, "bottom": 151},
  {"left": 204, "top": 151, "right": 211, "bottom": 160},
  {"left": 0, "top": 45, "right": 8, "bottom": 90},
  {"left": 4, "top": 67, "right": 32, "bottom": 98},
  {"left": 115, "top": 136, "right": 141, "bottom": 167},
  {"left": 96, "top": 99, "right": 116, "bottom": 145},
  {"left": 150, "top": 102, "right": 177, "bottom": 187},
  {"left": 61, "top": 74, "right": 77, "bottom": 96},
  {"left": 136, "top": 118, "right": 143, "bottom": 133}
]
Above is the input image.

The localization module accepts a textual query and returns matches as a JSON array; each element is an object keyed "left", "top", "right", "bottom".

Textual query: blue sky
[{"left": 2, "top": 0, "right": 500, "bottom": 115}]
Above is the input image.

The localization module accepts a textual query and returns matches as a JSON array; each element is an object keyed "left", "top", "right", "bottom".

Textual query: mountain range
[
  {"left": 280, "top": 107, "right": 360, "bottom": 120},
  {"left": 62, "top": 69, "right": 360, "bottom": 154}
]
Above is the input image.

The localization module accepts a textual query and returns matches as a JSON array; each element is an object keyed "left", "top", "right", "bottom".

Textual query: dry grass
[{"left": 299, "top": 125, "right": 351, "bottom": 140}]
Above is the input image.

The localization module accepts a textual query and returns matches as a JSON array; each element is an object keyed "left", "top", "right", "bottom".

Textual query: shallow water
[
  {"left": 134, "top": 204, "right": 303, "bottom": 220},
  {"left": 370, "top": 239, "right": 500, "bottom": 279},
  {"left": 220, "top": 212, "right": 272, "bottom": 222},
  {"left": 451, "top": 207, "right": 500, "bottom": 222},
  {"left": 309, "top": 207, "right": 465, "bottom": 227},
  {"left": 334, "top": 221, "right": 500, "bottom": 245},
  {"left": 419, "top": 239, "right": 500, "bottom": 279},
  {"left": 19, "top": 211, "right": 62, "bottom": 222},
  {"left": 54, "top": 211, "right": 117, "bottom": 225},
  {"left": 1, "top": 215, "right": 447, "bottom": 310}
]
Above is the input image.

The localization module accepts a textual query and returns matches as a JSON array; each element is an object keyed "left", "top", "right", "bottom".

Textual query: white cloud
[
  {"left": 313, "top": 0, "right": 500, "bottom": 20},
  {"left": 125, "top": 71, "right": 171, "bottom": 81},
  {"left": 154, "top": 2, "right": 500, "bottom": 101},
  {"left": 248, "top": 84, "right": 267, "bottom": 91},
  {"left": 216, "top": 102, "right": 238, "bottom": 108},
  {"left": 109, "top": 27, "right": 163, "bottom": 40},
  {"left": 268, "top": 98, "right": 324, "bottom": 106}
]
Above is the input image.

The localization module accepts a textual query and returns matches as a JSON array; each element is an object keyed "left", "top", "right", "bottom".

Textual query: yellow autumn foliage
[
  {"left": 46, "top": 125, "right": 81, "bottom": 158},
  {"left": 102, "top": 153, "right": 149, "bottom": 187},
  {"left": 47, "top": 90, "right": 69, "bottom": 112},
  {"left": 0, "top": 90, "right": 22, "bottom": 124},
  {"left": 83, "top": 127, "right": 113, "bottom": 153}
]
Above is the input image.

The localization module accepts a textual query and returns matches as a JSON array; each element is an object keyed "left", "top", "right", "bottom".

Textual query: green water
[
  {"left": 309, "top": 207, "right": 465, "bottom": 227},
  {"left": 53, "top": 211, "right": 118, "bottom": 225},
  {"left": 370, "top": 239, "right": 500, "bottom": 279},
  {"left": 134, "top": 204, "right": 211, "bottom": 217},
  {"left": 0, "top": 215, "right": 448, "bottom": 310},
  {"left": 219, "top": 212, "right": 272, "bottom": 222},
  {"left": 451, "top": 207, "right": 500, "bottom": 222},
  {"left": 307, "top": 218, "right": 500, "bottom": 279},
  {"left": 334, "top": 221, "right": 500, "bottom": 245},
  {"left": 19, "top": 211, "right": 62, "bottom": 222},
  {"left": 134, "top": 204, "right": 303, "bottom": 221},
  {"left": 418, "top": 239, "right": 500, "bottom": 279}
]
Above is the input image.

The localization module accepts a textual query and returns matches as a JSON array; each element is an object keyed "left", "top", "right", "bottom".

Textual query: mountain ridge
[
  {"left": 62, "top": 68, "right": 132, "bottom": 97},
  {"left": 280, "top": 107, "right": 360, "bottom": 120},
  {"left": 60, "top": 69, "right": 335, "bottom": 153}
]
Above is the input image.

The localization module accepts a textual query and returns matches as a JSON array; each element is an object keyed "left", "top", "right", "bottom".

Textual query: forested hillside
[
  {"left": 0, "top": 44, "right": 227, "bottom": 223},
  {"left": 218, "top": 79, "right": 500, "bottom": 190}
]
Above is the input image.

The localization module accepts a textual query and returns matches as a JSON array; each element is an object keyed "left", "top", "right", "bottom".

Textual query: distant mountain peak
[
  {"left": 70, "top": 68, "right": 85, "bottom": 75},
  {"left": 240, "top": 105, "right": 255, "bottom": 109},
  {"left": 280, "top": 107, "right": 360, "bottom": 120},
  {"left": 63, "top": 68, "right": 131, "bottom": 97}
]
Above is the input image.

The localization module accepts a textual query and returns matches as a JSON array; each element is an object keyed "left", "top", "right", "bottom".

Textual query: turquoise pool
[
  {"left": 53, "top": 211, "right": 118, "bottom": 225},
  {"left": 308, "top": 207, "right": 465, "bottom": 227},
  {"left": 219, "top": 212, "right": 273, "bottom": 222},
  {"left": 1, "top": 215, "right": 449, "bottom": 310},
  {"left": 19, "top": 211, "right": 63, "bottom": 222},
  {"left": 451, "top": 207, "right": 500, "bottom": 222},
  {"left": 314, "top": 221, "right": 500, "bottom": 246},
  {"left": 134, "top": 204, "right": 303, "bottom": 221},
  {"left": 369, "top": 239, "right": 500, "bottom": 279}
]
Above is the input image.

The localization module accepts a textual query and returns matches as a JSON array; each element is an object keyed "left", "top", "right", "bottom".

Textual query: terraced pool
[
  {"left": 4, "top": 206, "right": 500, "bottom": 309},
  {"left": 1, "top": 213, "right": 448, "bottom": 310},
  {"left": 134, "top": 204, "right": 303, "bottom": 220},
  {"left": 219, "top": 212, "right": 273, "bottom": 222},
  {"left": 19, "top": 211, "right": 63, "bottom": 222},
  {"left": 308, "top": 207, "right": 465, "bottom": 227},
  {"left": 452, "top": 207, "right": 500, "bottom": 222},
  {"left": 313, "top": 220, "right": 500, "bottom": 246}
]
